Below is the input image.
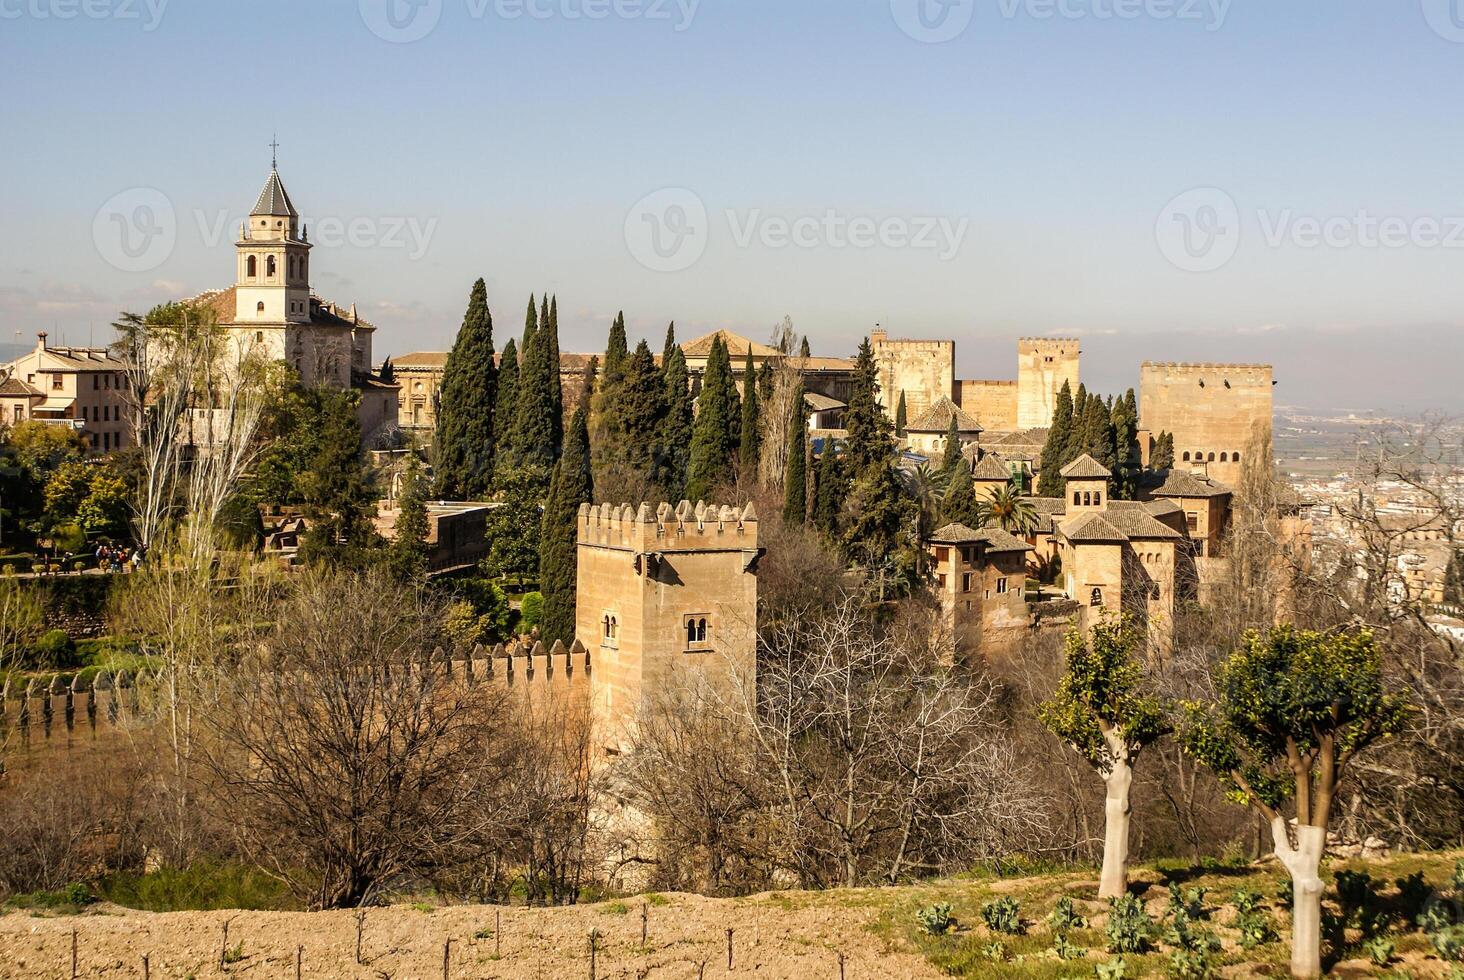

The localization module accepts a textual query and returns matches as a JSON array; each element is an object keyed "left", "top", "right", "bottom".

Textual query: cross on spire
[{"left": 269, "top": 134, "right": 280, "bottom": 171}]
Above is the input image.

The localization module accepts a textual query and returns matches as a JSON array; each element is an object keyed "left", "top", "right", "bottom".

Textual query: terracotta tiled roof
[
  {"left": 682, "top": 331, "right": 780, "bottom": 359},
  {"left": 971, "top": 453, "right": 1012, "bottom": 481},
  {"left": 929, "top": 523, "right": 1032, "bottom": 553},
  {"left": 801, "top": 356, "right": 856, "bottom": 371},
  {"left": 392, "top": 352, "right": 449, "bottom": 369},
  {"left": 1103, "top": 502, "right": 1184, "bottom": 540},
  {"left": 1060, "top": 454, "right": 1112, "bottom": 479},
  {"left": 804, "top": 392, "right": 846, "bottom": 412},
  {"left": 1058, "top": 512, "right": 1129, "bottom": 544},
  {"left": 1143, "top": 468, "right": 1234, "bottom": 499},
  {"left": 183, "top": 287, "right": 374, "bottom": 332},
  {"left": 0, "top": 377, "right": 42, "bottom": 397},
  {"left": 907, "top": 396, "right": 983, "bottom": 434}
]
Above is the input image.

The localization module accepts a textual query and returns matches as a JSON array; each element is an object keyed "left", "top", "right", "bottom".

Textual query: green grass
[
  {"left": 600, "top": 901, "right": 630, "bottom": 915},
  {"left": 865, "top": 849, "right": 1464, "bottom": 979},
  {"left": 3, "top": 883, "right": 96, "bottom": 914},
  {"left": 643, "top": 892, "right": 672, "bottom": 907},
  {"left": 96, "top": 861, "right": 300, "bottom": 912}
]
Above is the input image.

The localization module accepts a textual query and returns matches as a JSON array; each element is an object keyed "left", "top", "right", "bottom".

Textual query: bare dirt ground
[{"left": 0, "top": 891, "right": 940, "bottom": 980}]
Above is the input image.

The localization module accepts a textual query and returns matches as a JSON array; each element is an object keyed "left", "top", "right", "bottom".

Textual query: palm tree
[{"left": 978, "top": 485, "right": 1039, "bottom": 537}]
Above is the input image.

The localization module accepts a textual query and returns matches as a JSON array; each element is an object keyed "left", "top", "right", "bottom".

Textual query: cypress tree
[
  {"left": 300, "top": 388, "right": 375, "bottom": 564},
  {"left": 895, "top": 391, "right": 907, "bottom": 438},
  {"left": 546, "top": 295, "right": 563, "bottom": 455},
  {"left": 686, "top": 336, "right": 736, "bottom": 501},
  {"left": 378, "top": 356, "right": 394, "bottom": 384},
  {"left": 756, "top": 360, "right": 775, "bottom": 406},
  {"left": 509, "top": 295, "right": 557, "bottom": 471},
  {"left": 1151, "top": 431, "right": 1175, "bottom": 471},
  {"left": 939, "top": 416, "right": 963, "bottom": 477},
  {"left": 739, "top": 351, "right": 760, "bottom": 477},
  {"left": 521, "top": 295, "right": 539, "bottom": 362},
  {"left": 940, "top": 463, "right": 982, "bottom": 528},
  {"left": 387, "top": 454, "right": 430, "bottom": 582},
  {"left": 1063, "top": 383, "right": 1089, "bottom": 471},
  {"left": 814, "top": 441, "right": 846, "bottom": 534},
  {"left": 1036, "top": 380, "right": 1073, "bottom": 498},
  {"left": 661, "top": 322, "right": 677, "bottom": 376},
  {"left": 1111, "top": 389, "right": 1141, "bottom": 500},
  {"left": 603, "top": 311, "right": 629, "bottom": 391},
  {"left": 618, "top": 339, "right": 665, "bottom": 475},
  {"left": 657, "top": 344, "right": 694, "bottom": 498},
  {"left": 433, "top": 278, "right": 497, "bottom": 499},
  {"left": 1083, "top": 395, "right": 1115, "bottom": 473},
  {"left": 783, "top": 379, "right": 807, "bottom": 524},
  {"left": 845, "top": 337, "right": 893, "bottom": 473},
  {"left": 538, "top": 404, "right": 593, "bottom": 646},
  {"left": 492, "top": 337, "right": 519, "bottom": 472},
  {"left": 799, "top": 336, "right": 811, "bottom": 358}
]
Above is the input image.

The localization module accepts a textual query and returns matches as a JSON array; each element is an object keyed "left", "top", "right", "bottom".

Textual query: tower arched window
[
  {"left": 267, "top": 255, "right": 277, "bottom": 278},
  {"left": 1220, "top": 452, "right": 1229, "bottom": 462},
  {"left": 1182, "top": 452, "right": 1191, "bottom": 462},
  {"left": 1073, "top": 491, "right": 1081, "bottom": 506},
  {"left": 1208, "top": 452, "right": 1216, "bottom": 462},
  {"left": 1233, "top": 451, "right": 1242, "bottom": 463},
  {"left": 246, "top": 255, "right": 257, "bottom": 278},
  {"left": 256, "top": 302, "right": 265, "bottom": 315}
]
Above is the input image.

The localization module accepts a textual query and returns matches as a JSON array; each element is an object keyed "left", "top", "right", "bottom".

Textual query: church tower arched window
[
  {"left": 246, "top": 255, "right": 257, "bottom": 278},
  {"left": 267, "top": 255, "right": 277, "bottom": 278}
]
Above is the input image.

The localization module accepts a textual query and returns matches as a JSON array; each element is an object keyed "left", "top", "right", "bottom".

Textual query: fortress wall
[
  {"left": 1017, "top": 338, "right": 1081, "bottom": 431},
  {"left": 870, "top": 331, "right": 954, "bottom": 419},
  {"left": 1140, "top": 362, "right": 1273, "bottom": 486},
  {"left": 956, "top": 380, "right": 1018, "bottom": 431}
]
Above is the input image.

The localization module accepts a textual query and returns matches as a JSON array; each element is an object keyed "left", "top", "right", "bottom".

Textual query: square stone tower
[
  {"left": 576, "top": 500, "right": 761, "bottom": 754},
  {"left": 1140, "top": 362, "right": 1274, "bottom": 487},
  {"left": 1017, "top": 338, "right": 1081, "bottom": 431}
]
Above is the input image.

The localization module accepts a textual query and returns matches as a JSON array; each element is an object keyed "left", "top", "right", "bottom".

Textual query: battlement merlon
[
  {"left": 576, "top": 500, "right": 760, "bottom": 553},
  {"left": 1018, "top": 337, "right": 1082, "bottom": 346},
  {"left": 1141, "top": 362, "right": 1274, "bottom": 372}
]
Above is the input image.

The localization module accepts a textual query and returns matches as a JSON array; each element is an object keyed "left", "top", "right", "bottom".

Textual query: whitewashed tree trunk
[
  {"left": 1098, "top": 756, "right": 1134, "bottom": 899},
  {"left": 1272, "top": 818, "right": 1326, "bottom": 979}
]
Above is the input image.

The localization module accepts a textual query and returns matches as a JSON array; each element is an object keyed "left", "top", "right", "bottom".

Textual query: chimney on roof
[
  {"left": 36, "top": 332, "right": 47, "bottom": 351},
  {"left": 349, "top": 303, "right": 358, "bottom": 324}
]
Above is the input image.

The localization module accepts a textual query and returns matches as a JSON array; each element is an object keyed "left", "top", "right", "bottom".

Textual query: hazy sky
[{"left": 2, "top": 0, "right": 1462, "bottom": 411}]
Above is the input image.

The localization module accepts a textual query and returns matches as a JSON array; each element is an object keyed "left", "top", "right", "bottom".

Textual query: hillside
[{"left": 2, "top": 851, "right": 1460, "bottom": 979}]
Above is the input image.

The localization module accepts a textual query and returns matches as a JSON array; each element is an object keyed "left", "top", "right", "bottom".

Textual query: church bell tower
[{"left": 235, "top": 155, "right": 312, "bottom": 326}]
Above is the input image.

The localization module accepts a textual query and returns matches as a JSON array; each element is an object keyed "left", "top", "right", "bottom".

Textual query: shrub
[
  {"left": 1419, "top": 900, "right": 1456, "bottom": 935},
  {"left": 1105, "top": 895, "right": 1156, "bottom": 954},
  {"left": 1395, "top": 871, "right": 1433, "bottom": 922},
  {"left": 1364, "top": 935, "right": 1395, "bottom": 966},
  {"left": 0, "top": 554, "right": 34, "bottom": 573},
  {"left": 4, "top": 883, "right": 95, "bottom": 911},
  {"left": 979, "top": 941, "right": 1005, "bottom": 962},
  {"left": 1095, "top": 958, "right": 1128, "bottom": 979},
  {"left": 1048, "top": 895, "right": 1089, "bottom": 933},
  {"left": 1453, "top": 860, "right": 1464, "bottom": 894},
  {"left": 1164, "top": 909, "right": 1221, "bottom": 955},
  {"left": 1278, "top": 877, "right": 1293, "bottom": 906},
  {"left": 916, "top": 902, "right": 956, "bottom": 936},
  {"left": 1167, "top": 882, "right": 1208, "bottom": 920},
  {"left": 1051, "top": 933, "right": 1086, "bottom": 960},
  {"left": 981, "top": 896, "right": 1023, "bottom": 935},
  {"left": 97, "top": 861, "right": 298, "bottom": 912},
  {"left": 1335, "top": 870, "right": 1375, "bottom": 924},
  {"left": 1431, "top": 925, "right": 1464, "bottom": 963},
  {"left": 518, "top": 591, "right": 544, "bottom": 632},
  {"left": 1166, "top": 948, "right": 1214, "bottom": 979},
  {"left": 31, "top": 629, "right": 78, "bottom": 669},
  {"left": 1230, "top": 889, "right": 1262, "bottom": 915},
  {"left": 1235, "top": 907, "right": 1278, "bottom": 950}
]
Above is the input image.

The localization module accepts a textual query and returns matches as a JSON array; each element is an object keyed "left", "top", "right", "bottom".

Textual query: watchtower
[
  {"left": 1017, "top": 338, "right": 1081, "bottom": 431},
  {"left": 575, "top": 500, "right": 761, "bottom": 754}
]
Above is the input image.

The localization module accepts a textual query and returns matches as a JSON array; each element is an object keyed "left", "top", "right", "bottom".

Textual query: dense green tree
[
  {"left": 539, "top": 405, "right": 593, "bottom": 646},
  {"left": 1063, "top": 383, "right": 1089, "bottom": 470},
  {"left": 387, "top": 454, "right": 429, "bottom": 582},
  {"left": 1179, "top": 627, "right": 1412, "bottom": 979},
  {"left": 845, "top": 337, "right": 893, "bottom": 473},
  {"left": 44, "top": 459, "right": 129, "bottom": 539},
  {"left": 657, "top": 344, "right": 694, "bottom": 498},
  {"left": 481, "top": 466, "right": 547, "bottom": 585},
  {"left": 1111, "top": 390, "right": 1142, "bottom": 501},
  {"left": 894, "top": 391, "right": 907, "bottom": 438},
  {"left": 618, "top": 340, "right": 665, "bottom": 475},
  {"left": 603, "top": 311, "right": 629, "bottom": 392},
  {"left": 814, "top": 442, "right": 847, "bottom": 534},
  {"left": 1081, "top": 393, "right": 1116, "bottom": 476},
  {"left": 521, "top": 295, "right": 539, "bottom": 362},
  {"left": 432, "top": 279, "right": 497, "bottom": 498},
  {"left": 687, "top": 336, "right": 737, "bottom": 501},
  {"left": 738, "top": 351, "right": 761, "bottom": 476},
  {"left": 938, "top": 417, "right": 963, "bottom": 478},
  {"left": 492, "top": 337, "right": 520, "bottom": 471},
  {"left": 545, "top": 295, "right": 563, "bottom": 456},
  {"left": 1036, "top": 381, "right": 1074, "bottom": 498},
  {"left": 783, "top": 380, "right": 808, "bottom": 525},
  {"left": 1151, "top": 431, "right": 1176, "bottom": 472},
  {"left": 508, "top": 293, "right": 559, "bottom": 472},
  {"left": 839, "top": 463, "right": 921, "bottom": 599},
  {"left": 298, "top": 387, "right": 377, "bottom": 564},
  {"left": 938, "top": 462, "right": 981, "bottom": 529},
  {"left": 661, "top": 322, "right": 677, "bottom": 376},
  {"left": 756, "top": 360, "right": 775, "bottom": 407},
  {"left": 1038, "top": 617, "right": 1171, "bottom": 900}
]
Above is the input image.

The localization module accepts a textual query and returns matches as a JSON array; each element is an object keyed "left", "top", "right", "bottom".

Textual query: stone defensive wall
[
  {"left": 1139, "top": 362, "right": 1274, "bottom": 486},
  {"left": 1, "top": 641, "right": 595, "bottom": 760}
]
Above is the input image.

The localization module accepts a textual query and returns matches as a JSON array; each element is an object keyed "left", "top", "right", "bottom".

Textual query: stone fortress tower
[
  {"left": 1140, "top": 362, "right": 1275, "bottom": 487},
  {"left": 1016, "top": 338, "right": 1082, "bottom": 430},
  {"left": 575, "top": 500, "right": 761, "bottom": 754}
]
